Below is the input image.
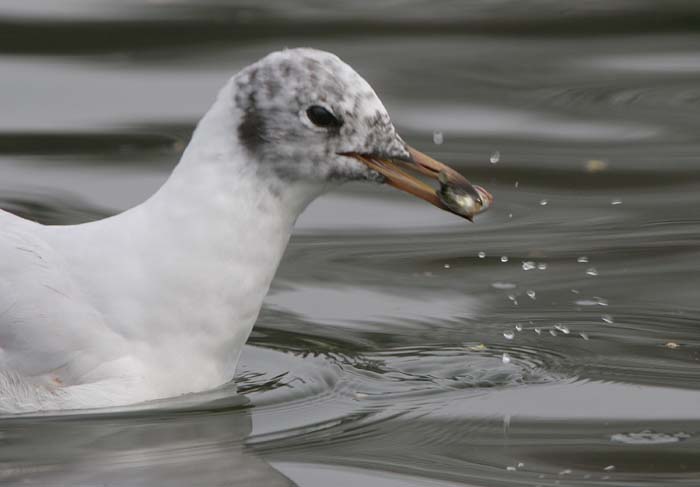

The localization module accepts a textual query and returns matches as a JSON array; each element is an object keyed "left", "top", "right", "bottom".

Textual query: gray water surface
[{"left": 2, "top": 1, "right": 700, "bottom": 486}]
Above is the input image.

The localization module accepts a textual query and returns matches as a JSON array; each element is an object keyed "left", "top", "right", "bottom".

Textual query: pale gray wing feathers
[{"left": 0, "top": 210, "right": 115, "bottom": 380}]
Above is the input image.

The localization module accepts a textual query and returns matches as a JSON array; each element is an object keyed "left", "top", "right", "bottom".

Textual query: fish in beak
[{"left": 340, "top": 145, "right": 493, "bottom": 221}]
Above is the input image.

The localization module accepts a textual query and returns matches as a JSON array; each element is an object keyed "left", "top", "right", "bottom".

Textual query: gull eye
[{"left": 306, "top": 105, "right": 342, "bottom": 128}]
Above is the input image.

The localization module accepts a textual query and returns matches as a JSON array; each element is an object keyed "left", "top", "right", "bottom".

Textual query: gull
[{"left": 0, "top": 48, "right": 492, "bottom": 413}]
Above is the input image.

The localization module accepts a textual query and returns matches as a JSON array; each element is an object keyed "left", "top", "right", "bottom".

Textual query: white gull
[{"left": 0, "top": 48, "right": 491, "bottom": 413}]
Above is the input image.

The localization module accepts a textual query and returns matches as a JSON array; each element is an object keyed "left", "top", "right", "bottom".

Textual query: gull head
[{"left": 228, "top": 48, "right": 492, "bottom": 220}]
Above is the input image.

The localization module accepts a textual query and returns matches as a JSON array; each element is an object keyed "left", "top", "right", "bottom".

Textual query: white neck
[{"left": 50, "top": 83, "right": 327, "bottom": 396}]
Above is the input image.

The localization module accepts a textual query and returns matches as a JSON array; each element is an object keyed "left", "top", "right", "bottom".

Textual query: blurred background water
[{"left": 2, "top": 1, "right": 700, "bottom": 485}]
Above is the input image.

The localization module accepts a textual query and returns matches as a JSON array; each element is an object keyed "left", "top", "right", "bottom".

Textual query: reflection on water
[{"left": 2, "top": 1, "right": 700, "bottom": 486}]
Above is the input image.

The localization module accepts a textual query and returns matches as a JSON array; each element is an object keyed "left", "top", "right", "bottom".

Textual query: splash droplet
[
  {"left": 522, "top": 261, "right": 536, "bottom": 271},
  {"left": 537, "top": 263, "right": 548, "bottom": 271},
  {"left": 489, "top": 151, "right": 500, "bottom": 164},
  {"left": 534, "top": 327, "right": 542, "bottom": 335},
  {"left": 554, "top": 324, "right": 570, "bottom": 334},
  {"left": 539, "top": 199, "right": 548, "bottom": 206},
  {"left": 611, "top": 199, "right": 622, "bottom": 205},
  {"left": 602, "top": 314, "right": 614, "bottom": 324},
  {"left": 503, "top": 330, "right": 515, "bottom": 340},
  {"left": 443, "top": 263, "right": 451, "bottom": 269},
  {"left": 478, "top": 251, "right": 486, "bottom": 259},
  {"left": 580, "top": 332, "right": 590, "bottom": 340},
  {"left": 500, "top": 256, "right": 509, "bottom": 263},
  {"left": 432, "top": 131, "right": 444, "bottom": 145},
  {"left": 501, "top": 353, "right": 511, "bottom": 364},
  {"left": 514, "top": 181, "right": 519, "bottom": 188},
  {"left": 526, "top": 290, "right": 536, "bottom": 300},
  {"left": 577, "top": 256, "right": 589, "bottom": 263},
  {"left": 515, "top": 323, "right": 523, "bottom": 332},
  {"left": 586, "top": 267, "right": 598, "bottom": 276}
]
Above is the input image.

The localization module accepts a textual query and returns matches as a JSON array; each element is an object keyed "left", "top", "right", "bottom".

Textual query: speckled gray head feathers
[{"left": 231, "top": 48, "right": 409, "bottom": 181}]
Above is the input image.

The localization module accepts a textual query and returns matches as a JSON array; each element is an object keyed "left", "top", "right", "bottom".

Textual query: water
[{"left": 2, "top": 1, "right": 700, "bottom": 485}]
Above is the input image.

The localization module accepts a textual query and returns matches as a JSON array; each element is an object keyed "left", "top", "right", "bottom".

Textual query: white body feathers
[{"left": 0, "top": 77, "right": 324, "bottom": 412}]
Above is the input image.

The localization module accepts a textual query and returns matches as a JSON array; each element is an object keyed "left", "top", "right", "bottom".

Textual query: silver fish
[{"left": 437, "top": 171, "right": 492, "bottom": 220}]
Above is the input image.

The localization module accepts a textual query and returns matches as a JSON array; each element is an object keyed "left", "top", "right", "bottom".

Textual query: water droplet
[
  {"left": 503, "top": 330, "right": 515, "bottom": 340},
  {"left": 537, "top": 263, "right": 548, "bottom": 271},
  {"left": 539, "top": 199, "right": 548, "bottom": 206},
  {"left": 665, "top": 341, "right": 680, "bottom": 349},
  {"left": 554, "top": 324, "right": 570, "bottom": 334},
  {"left": 515, "top": 324, "right": 523, "bottom": 332},
  {"left": 579, "top": 332, "right": 590, "bottom": 340},
  {"left": 571, "top": 289, "right": 580, "bottom": 294},
  {"left": 508, "top": 213, "right": 513, "bottom": 219},
  {"left": 354, "top": 392, "right": 369, "bottom": 400},
  {"left": 514, "top": 181, "right": 519, "bottom": 188},
  {"left": 534, "top": 327, "right": 542, "bottom": 335},
  {"left": 443, "top": 263, "right": 451, "bottom": 269},
  {"left": 577, "top": 256, "right": 589, "bottom": 263},
  {"left": 423, "top": 271, "right": 434, "bottom": 277},
  {"left": 611, "top": 199, "right": 622, "bottom": 205},
  {"left": 603, "top": 465, "right": 616, "bottom": 472},
  {"left": 506, "top": 465, "right": 516, "bottom": 471},
  {"left": 559, "top": 469, "right": 572, "bottom": 476},
  {"left": 432, "top": 131, "right": 443, "bottom": 145},
  {"left": 491, "top": 282, "right": 516, "bottom": 290},
  {"left": 500, "top": 256, "right": 509, "bottom": 263},
  {"left": 502, "top": 353, "right": 511, "bottom": 364},
  {"left": 478, "top": 251, "right": 486, "bottom": 259},
  {"left": 526, "top": 290, "right": 536, "bottom": 300},
  {"left": 522, "top": 261, "right": 536, "bottom": 271},
  {"left": 490, "top": 151, "right": 500, "bottom": 164},
  {"left": 586, "top": 267, "right": 598, "bottom": 276},
  {"left": 602, "top": 314, "right": 614, "bottom": 324}
]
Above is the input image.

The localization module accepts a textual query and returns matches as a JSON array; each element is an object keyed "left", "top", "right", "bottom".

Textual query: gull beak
[{"left": 340, "top": 145, "right": 493, "bottom": 221}]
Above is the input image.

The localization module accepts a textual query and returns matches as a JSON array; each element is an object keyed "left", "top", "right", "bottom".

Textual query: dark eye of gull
[{"left": 306, "top": 105, "right": 342, "bottom": 128}]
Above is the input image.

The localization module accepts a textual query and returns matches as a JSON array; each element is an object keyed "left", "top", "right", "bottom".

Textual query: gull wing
[{"left": 0, "top": 209, "right": 124, "bottom": 383}]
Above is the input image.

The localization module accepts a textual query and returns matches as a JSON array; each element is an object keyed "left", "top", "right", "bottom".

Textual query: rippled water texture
[{"left": 2, "top": 1, "right": 700, "bottom": 485}]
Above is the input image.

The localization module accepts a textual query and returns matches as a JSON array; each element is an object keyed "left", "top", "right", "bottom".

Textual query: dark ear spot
[{"left": 238, "top": 94, "right": 266, "bottom": 154}]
